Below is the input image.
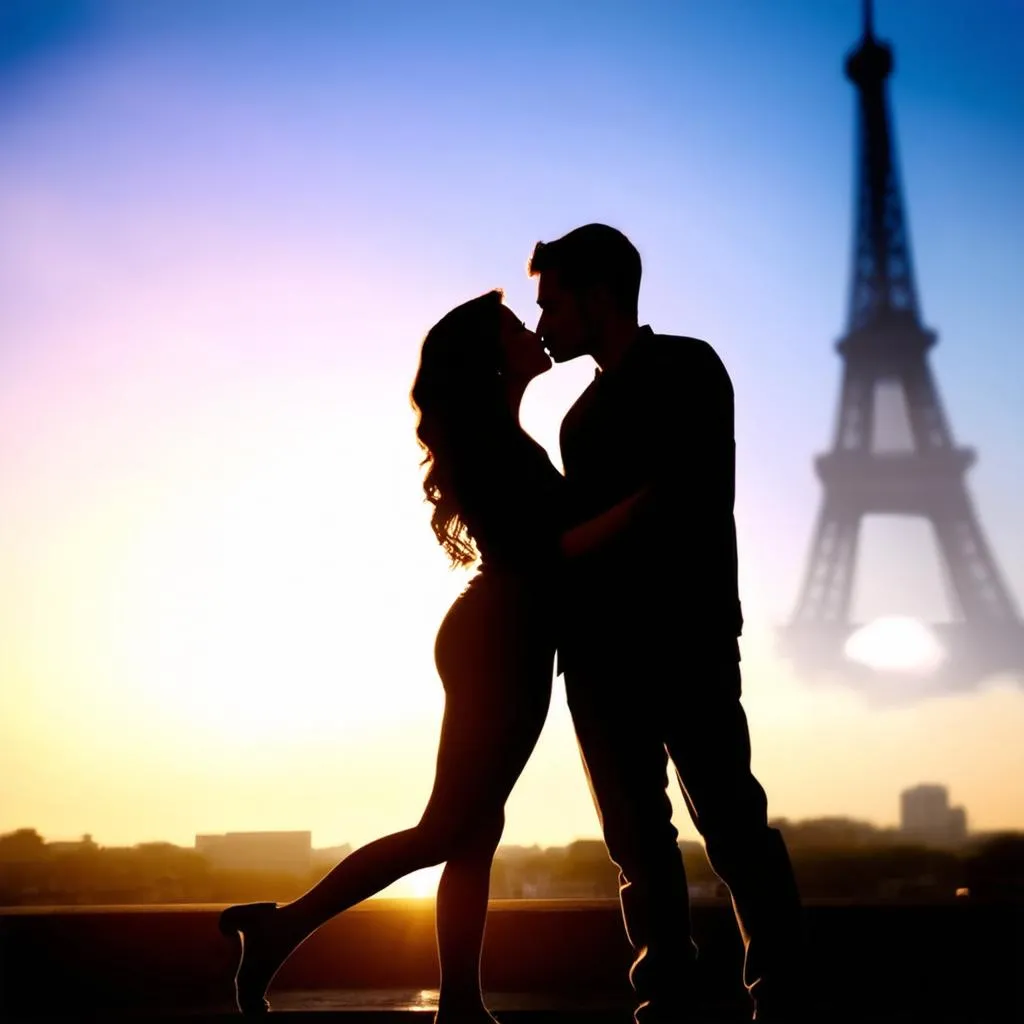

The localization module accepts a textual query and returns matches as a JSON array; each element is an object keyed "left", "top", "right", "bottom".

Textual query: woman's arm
[{"left": 559, "top": 487, "right": 651, "bottom": 560}]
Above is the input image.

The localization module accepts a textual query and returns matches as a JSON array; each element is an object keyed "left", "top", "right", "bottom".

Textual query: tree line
[{"left": 1, "top": 820, "right": 1021, "bottom": 906}]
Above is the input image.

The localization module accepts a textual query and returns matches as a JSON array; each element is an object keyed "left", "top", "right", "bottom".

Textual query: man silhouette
[{"left": 529, "top": 224, "right": 802, "bottom": 1023}]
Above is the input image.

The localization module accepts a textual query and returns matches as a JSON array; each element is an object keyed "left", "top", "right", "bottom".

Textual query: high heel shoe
[{"left": 218, "top": 902, "right": 282, "bottom": 1015}]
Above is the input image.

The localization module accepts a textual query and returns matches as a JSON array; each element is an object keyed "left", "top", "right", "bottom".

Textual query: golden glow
[
  {"left": 844, "top": 616, "right": 947, "bottom": 675},
  {"left": 389, "top": 865, "right": 443, "bottom": 899},
  {"left": 23, "top": 420, "right": 459, "bottom": 747},
  {"left": 3, "top": 368, "right": 1023, "bottom": 849}
]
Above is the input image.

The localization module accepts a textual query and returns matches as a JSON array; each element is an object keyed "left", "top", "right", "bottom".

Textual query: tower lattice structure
[{"left": 781, "top": 1, "right": 1024, "bottom": 693}]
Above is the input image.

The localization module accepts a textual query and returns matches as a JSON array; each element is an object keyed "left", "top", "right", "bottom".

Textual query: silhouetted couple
[{"left": 220, "top": 225, "right": 803, "bottom": 1022}]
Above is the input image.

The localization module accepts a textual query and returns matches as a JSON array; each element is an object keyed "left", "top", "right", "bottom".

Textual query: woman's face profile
[{"left": 498, "top": 304, "right": 551, "bottom": 385}]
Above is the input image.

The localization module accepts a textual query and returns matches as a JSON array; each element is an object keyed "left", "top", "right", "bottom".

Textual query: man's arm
[
  {"left": 558, "top": 339, "right": 734, "bottom": 558},
  {"left": 559, "top": 486, "right": 650, "bottom": 560}
]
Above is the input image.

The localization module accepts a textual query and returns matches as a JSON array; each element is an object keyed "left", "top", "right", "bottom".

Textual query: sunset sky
[{"left": 2, "top": 0, "right": 1022, "bottom": 884}]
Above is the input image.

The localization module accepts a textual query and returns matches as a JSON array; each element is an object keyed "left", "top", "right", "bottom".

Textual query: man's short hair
[{"left": 528, "top": 223, "right": 641, "bottom": 317}]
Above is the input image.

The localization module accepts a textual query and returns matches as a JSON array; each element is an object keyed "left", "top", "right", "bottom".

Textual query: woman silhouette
[{"left": 219, "top": 290, "right": 643, "bottom": 1018}]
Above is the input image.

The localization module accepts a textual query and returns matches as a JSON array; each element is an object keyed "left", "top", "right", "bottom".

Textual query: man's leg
[
  {"left": 564, "top": 663, "right": 698, "bottom": 1024},
  {"left": 661, "top": 653, "right": 803, "bottom": 1018}
]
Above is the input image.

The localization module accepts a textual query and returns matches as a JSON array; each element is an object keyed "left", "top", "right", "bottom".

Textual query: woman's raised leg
[{"left": 221, "top": 660, "right": 549, "bottom": 1015}]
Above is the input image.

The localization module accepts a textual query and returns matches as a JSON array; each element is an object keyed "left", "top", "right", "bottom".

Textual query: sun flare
[
  {"left": 844, "top": 616, "right": 947, "bottom": 675},
  {"left": 394, "top": 865, "right": 443, "bottom": 899},
  {"left": 44, "top": 429, "right": 460, "bottom": 746}
]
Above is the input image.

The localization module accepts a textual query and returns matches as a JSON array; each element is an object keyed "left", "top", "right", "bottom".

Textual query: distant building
[
  {"left": 311, "top": 844, "right": 352, "bottom": 870},
  {"left": 47, "top": 834, "right": 98, "bottom": 854},
  {"left": 195, "top": 831, "right": 312, "bottom": 875},
  {"left": 900, "top": 785, "right": 968, "bottom": 845},
  {"left": 496, "top": 844, "right": 544, "bottom": 861},
  {"left": 946, "top": 805, "right": 968, "bottom": 841},
  {"left": 772, "top": 816, "right": 899, "bottom": 849}
]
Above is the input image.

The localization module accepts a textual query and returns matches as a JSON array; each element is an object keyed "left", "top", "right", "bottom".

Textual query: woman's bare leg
[
  {"left": 225, "top": 666, "right": 550, "bottom": 1013},
  {"left": 435, "top": 813, "right": 505, "bottom": 1022},
  {"left": 430, "top": 655, "right": 551, "bottom": 1022},
  {"left": 223, "top": 822, "right": 452, "bottom": 1014},
  {"left": 276, "top": 824, "right": 441, "bottom": 940}
]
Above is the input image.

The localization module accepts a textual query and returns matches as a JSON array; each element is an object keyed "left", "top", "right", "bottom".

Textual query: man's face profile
[{"left": 535, "top": 270, "right": 588, "bottom": 363}]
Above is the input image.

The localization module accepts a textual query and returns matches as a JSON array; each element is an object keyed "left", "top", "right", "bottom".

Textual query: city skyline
[
  {"left": 10, "top": 779, "right": 993, "bottom": 851},
  {"left": 2, "top": 1, "right": 1022, "bottom": 851},
  {"left": 6, "top": 789, "right": 1009, "bottom": 903}
]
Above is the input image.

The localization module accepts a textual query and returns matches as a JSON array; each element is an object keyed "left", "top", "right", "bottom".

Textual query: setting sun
[
  {"left": 392, "top": 865, "right": 443, "bottom": 899},
  {"left": 844, "top": 616, "right": 948, "bottom": 675}
]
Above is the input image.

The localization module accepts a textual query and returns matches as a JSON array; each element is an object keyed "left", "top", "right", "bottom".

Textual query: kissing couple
[{"left": 220, "top": 223, "right": 803, "bottom": 1023}]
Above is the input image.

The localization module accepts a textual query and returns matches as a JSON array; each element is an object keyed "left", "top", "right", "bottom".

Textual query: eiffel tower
[{"left": 780, "top": 0, "right": 1024, "bottom": 696}]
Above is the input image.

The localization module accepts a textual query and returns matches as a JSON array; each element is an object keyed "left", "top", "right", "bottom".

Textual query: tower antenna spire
[{"left": 864, "top": 0, "right": 874, "bottom": 38}]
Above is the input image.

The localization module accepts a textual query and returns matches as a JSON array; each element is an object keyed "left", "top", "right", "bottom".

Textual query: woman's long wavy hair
[{"left": 410, "top": 289, "right": 511, "bottom": 566}]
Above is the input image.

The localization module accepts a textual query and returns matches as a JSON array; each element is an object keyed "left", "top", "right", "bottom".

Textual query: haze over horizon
[
  {"left": 2, "top": 0, "right": 1022, "bottom": 870},
  {"left": 16, "top": 795, "right": 1004, "bottom": 852}
]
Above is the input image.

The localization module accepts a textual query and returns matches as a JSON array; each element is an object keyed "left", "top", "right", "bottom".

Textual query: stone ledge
[{"left": 1, "top": 899, "right": 1021, "bottom": 1021}]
